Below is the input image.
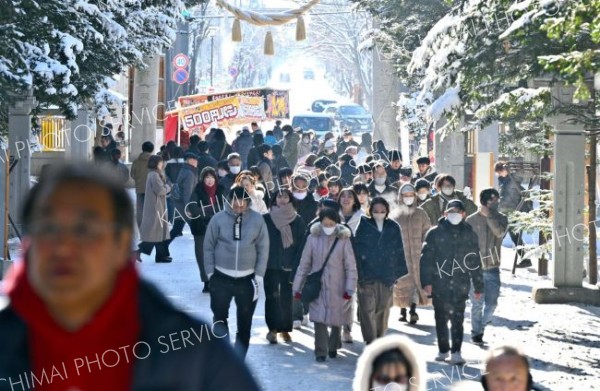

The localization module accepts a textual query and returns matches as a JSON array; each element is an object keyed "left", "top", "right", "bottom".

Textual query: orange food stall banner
[{"left": 179, "top": 96, "right": 265, "bottom": 131}]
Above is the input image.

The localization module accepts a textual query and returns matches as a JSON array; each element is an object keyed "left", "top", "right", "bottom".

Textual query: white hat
[{"left": 324, "top": 139, "right": 335, "bottom": 149}]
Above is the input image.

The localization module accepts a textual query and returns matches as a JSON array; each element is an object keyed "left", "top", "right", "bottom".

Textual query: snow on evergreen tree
[{"left": 0, "top": 0, "right": 184, "bottom": 134}]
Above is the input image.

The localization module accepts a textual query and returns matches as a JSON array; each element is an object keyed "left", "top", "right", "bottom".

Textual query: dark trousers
[
  {"left": 264, "top": 269, "right": 293, "bottom": 332},
  {"left": 167, "top": 197, "right": 174, "bottom": 223},
  {"left": 433, "top": 297, "right": 466, "bottom": 354},
  {"left": 210, "top": 271, "right": 258, "bottom": 359},
  {"left": 136, "top": 193, "right": 145, "bottom": 228},
  {"left": 138, "top": 241, "right": 170, "bottom": 261},
  {"left": 314, "top": 323, "right": 341, "bottom": 358},
  {"left": 168, "top": 213, "right": 187, "bottom": 246},
  {"left": 194, "top": 235, "right": 208, "bottom": 282},
  {"left": 509, "top": 229, "right": 525, "bottom": 259}
]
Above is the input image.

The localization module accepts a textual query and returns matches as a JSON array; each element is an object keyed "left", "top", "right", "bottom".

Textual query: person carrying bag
[{"left": 301, "top": 238, "right": 339, "bottom": 304}]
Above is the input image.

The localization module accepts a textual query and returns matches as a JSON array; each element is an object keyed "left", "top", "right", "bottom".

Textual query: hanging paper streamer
[{"left": 216, "top": 0, "right": 319, "bottom": 52}]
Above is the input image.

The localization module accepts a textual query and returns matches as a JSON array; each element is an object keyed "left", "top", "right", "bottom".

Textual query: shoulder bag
[{"left": 301, "top": 237, "right": 339, "bottom": 304}]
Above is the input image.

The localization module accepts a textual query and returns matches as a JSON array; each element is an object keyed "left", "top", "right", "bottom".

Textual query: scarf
[
  {"left": 270, "top": 203, "right": 297, "bottom": 249},
  {"left": 5, "top": 259, "right": 140, "bottom": 391},
  {"left": 204, "top": 182, "right": 217, "bottom": 205}
]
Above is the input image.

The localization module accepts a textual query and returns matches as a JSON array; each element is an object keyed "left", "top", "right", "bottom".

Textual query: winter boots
[
  {"left": 399, "top": 308, "right": 408, "bottom": 322},
  {"left": 409, "top": 303, "right": 419, "bottom": 324},
  {"left": 266, "top": 331, "right": 278, "bottom": 344},
  {"left": 472, "top": 330, "right": 485, "bottom": 346},
  {"left": 400, "top": 304, "right": 419, "bottom": 324}
]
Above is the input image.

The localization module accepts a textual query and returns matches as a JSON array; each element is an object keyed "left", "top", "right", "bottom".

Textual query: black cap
[
  {"left": 399, "top": 166, "right": 413, "bottom": 177},
  {"left": 416, "top": 156, "right": 431, "bottom": 165},
  {"left": 388, "top": 150, "right": 402, "bottom": 162},
  {"left": 357, "top": 164, "right": 372, "bottom": 174},
  {"left": 319, "top": 198, "right": 341, "bottom": 213},
  {"left": 314, "top": 156, "right": 332, "bottom": 170},
  {"left": 343, "top": 129, "right": 352, "bottom": 136},
  {"left": 415, "top": 178, "right": 430, "bottom": 191},
  {"left": 184, "top": 152, "right": 198, "bottom": 160},
  {"left": 446, "top": 199, "right": 465, "bottom": 212}
]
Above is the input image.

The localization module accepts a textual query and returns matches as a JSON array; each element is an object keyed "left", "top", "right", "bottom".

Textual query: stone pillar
[
  {"left": 130, "top": 56, "right": 160, "bottom": 157},
  {"left": 8, "top": 94, "right": 36, "bottom": 237},
  {"left": 533, "top": 114, "right": 600, "bottom": 305},
  {"left": 552, "top": 116, "right": 584, "bottom": 286},
  {"left": 66, "top": 106, "right": 95, "bottom": 162},
  {"left": 371, "top": 21, "right": 403, "bottom": 150}
]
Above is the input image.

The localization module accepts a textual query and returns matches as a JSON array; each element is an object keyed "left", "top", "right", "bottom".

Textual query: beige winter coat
[
  {"left": 292, "top": 223, "right": 358, "bottom": 327},
  {"left": 390, "top": 202, "right": 432, "bottom": 307},
  {"left": 139, "top": 170, "right": 171, "bottom": 243}
]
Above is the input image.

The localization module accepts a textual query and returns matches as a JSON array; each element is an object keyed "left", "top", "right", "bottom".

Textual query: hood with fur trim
[
  {"left": 352, "top": 335, "right": 426, "bottom": 391},
  {"left": 310, "top": 222, "right": 352, "bottom": 239}
]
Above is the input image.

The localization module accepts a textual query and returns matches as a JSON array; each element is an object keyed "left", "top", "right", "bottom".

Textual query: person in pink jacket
[{"left": 292, "top": 207, "right": 358, "bottom": 362}]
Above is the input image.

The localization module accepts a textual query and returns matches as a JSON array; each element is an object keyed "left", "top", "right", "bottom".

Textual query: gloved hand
[
  {"left": 294, "top": 292, "right": 302, "bottom": 300},
  {"left": 343, "top": 292, "right": 352, "bottom": 300}
]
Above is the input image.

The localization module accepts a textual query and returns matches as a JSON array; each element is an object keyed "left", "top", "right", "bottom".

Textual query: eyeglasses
[
  {"left": 372, "top": 374, "right": 409, "bottom": 384},
  {"left": 28, "top": 221, "right": 121, "bottom": 243}
]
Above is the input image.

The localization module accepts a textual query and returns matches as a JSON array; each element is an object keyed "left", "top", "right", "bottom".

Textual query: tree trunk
[{"left": 588, "top": 133, "right": 597, "bottom": 285}]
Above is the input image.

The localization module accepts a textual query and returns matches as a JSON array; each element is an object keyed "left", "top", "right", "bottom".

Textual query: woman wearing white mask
[
  {"left": 352, "top": 197, "right": 408, "bottom": 345},
  {"left": 353, "top": 334, "right": 426, "bottom": 391},
  {"left": 390, "top": 184, "right": 432, "bottom": 325},
  {"left": 292, "top": 207, "right": 357, "bottom": 362}
]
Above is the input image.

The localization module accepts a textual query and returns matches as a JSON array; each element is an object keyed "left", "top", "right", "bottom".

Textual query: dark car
[
  {"left": 311, "top": 99, "right": 337, "bottom": 113},
  {"left": 323, "top": 103, "right": 373, "bottom": 134}
]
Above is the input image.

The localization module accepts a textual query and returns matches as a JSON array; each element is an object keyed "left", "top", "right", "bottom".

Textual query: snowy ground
[{"left": 132, "top": 226, "right": 600, "bottom": 391}]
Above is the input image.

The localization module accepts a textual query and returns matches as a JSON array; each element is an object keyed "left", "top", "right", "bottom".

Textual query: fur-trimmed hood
[
  {"left": 352, "top": 335, "right": 426, "bottom": 391},
  {"left": 310, "top": 222, "right": 352, "bottom": 239}
]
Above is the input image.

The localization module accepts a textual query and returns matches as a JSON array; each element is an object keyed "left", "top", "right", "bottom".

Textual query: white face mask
[
  {"left": 293, "top": 191, "right": 307, "bottom": 200},
  {"left": 447, "top": 213, "right": 463, "bottom": 225},
  {"left": 374, "top": 177, "right": 386, "bottom": 186},
  {"left": 322, "top": 226, "right": 336, "bottom": 236},
  {"left": 217, "top": 169, "right": 228, "bottom": 178},
  {"left": 230, "top": 166, "right": 241, "bottom": 175},
  {"left": 441, "top": 186, "right": 454, "bottom": 196},
  {"left": 403, "top": 197, "right": 415, "bottom": 206},
  {"left": 372, "top": 212, "right": 386, "bottom": 223},
  {"left": 417, "top": 192, "right": 428, "bottom": 201},
  {"left": 371, "top": 381, "right": 408, "bottom": 391}
]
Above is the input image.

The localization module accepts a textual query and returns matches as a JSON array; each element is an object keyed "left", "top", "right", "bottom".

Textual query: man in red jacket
[{"left": 0, "top": 164, "right": 259, "bottom": 391}]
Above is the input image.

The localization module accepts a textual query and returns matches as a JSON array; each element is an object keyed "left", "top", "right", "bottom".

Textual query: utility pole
[{"left": 210, "top": 35, "right": 214, "bottom": 87}]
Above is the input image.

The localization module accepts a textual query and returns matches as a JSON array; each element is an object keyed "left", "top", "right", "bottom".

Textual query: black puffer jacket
[
  {"left": 420, "top": 218, "right": 484, "bottom": 302},
  {"left": 352, "top": 216, "right": 408, "bottom": 287},
  {"left": 498, "top": 173, "right": 523, "bottom": 213},
  {"left": 0, "top": 281, "right": 260, "bottom": 391},
  {"left": 294, "top": 193, "right": 318, "bottom": 225},
  {"left": 263, "top": 213, "right": 306, "bottom": 270}
]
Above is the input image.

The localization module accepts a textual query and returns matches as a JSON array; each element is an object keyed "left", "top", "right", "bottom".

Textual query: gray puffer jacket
[{"left": 203, "top": 203, "right": 270, "bottom": 278}]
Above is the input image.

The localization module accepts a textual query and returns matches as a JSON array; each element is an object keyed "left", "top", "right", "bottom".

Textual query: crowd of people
[
  {"left": 121, "top": 122, "right": 538, "bottom": 390},
  {"left": 0, "top": 122, "right": 537, "bottom": 390}
]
